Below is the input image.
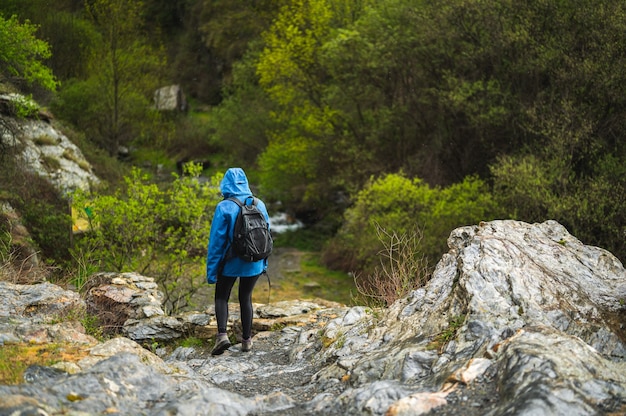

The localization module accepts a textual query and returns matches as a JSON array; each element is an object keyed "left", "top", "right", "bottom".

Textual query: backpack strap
[
  {"left": 223, "top": 196, "right": 256, "bottom": 262},
  {"left": 223, "top": 197, "right": 243, "bottom": 263},
  {"left": 227, "top": 196, "right": 256, "bottom": 207}
]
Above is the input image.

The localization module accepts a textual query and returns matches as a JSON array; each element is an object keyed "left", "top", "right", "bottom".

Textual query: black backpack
[{"left": 227, "top": 196, "right": 273, "bottom": 262}]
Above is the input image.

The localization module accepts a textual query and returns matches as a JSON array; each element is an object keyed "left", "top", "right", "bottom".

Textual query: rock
[
  {"left": 0, "top": 353, "right": 256, "bottom": 415},
  {"left": 490, "top": 325, "right": 626, "bottom": 415},
  {"left": 123, "top": 312, "right": 212, "bottom": 342},
  {"left": 1, "top": 94, "right": 100, "bottom": 196},
  {"left": 153, "top": 85, "right": 187, "bottom": 112},
  {"left": 0, "top": 220, "right": 625, "bottom": 416},
  {"left": 257, "top": 300, "right": 325, "bottom": 318},
  {"left": 83, "top": 272, "right": 165, "bottom": 335},
  {"left": 311, "top": 220, "right": 626, "bottom": 415},
  {"left": 77, "top": 337, "right": 172, "bottom": 373},
  {"left": 0, "top": 281, "right": 84, "bottom": 319}
]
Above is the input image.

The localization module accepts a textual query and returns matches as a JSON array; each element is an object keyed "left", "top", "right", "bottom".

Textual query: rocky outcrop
[
  {"left": 0, "top": 220, "right": 624, "bottom": 415},
  {"left": 309, "top": 220, "right": 626, "bottom": 415},
  {"left": 1, "top": 93, "right": 100, "bottom": 195}
]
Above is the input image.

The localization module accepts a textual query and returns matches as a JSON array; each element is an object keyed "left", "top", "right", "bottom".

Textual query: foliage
[
  {"left": 52, "top": 0, "right": 169, "bottom": 156},
  {"left": 255, "top": 0, "right": 373, "bottom": 218},
  {"left": 206, "top": 0, "right": 626, "bottom": 263},
  {"left": 428, "top": 314, "right": 466, "bottom": 352},
  {"left": 19, "top": 197, "right": 72, "bottom": 265},
  {"left": 0, "top": 231, "right": 23, "bottom": 283},
  {"left": 38, "top": 11, "right": 98, "bottom": 80},
  {"left": 71, "top": 164, "right": 223, "bottom": 313},
  {"left": 0, "top": 14, "right": 57, "bottom": 91},
  {"left": 353, "top": 223, "right": 430, "bottom": 307},
  {"left": 178, "top": 336, "right": 204, "bottom": 348},
  {"left": 491, "top": 153, "right": 626, "bottom": 262},
  {"left": 272, "top": 227, "right": 330, "bottom": 252},
  {"left": 4, "top": 0, "right": 626, "bottom": 278},
  {"left": 0, "top": 1, "right": 98, "bottom": 81},
  {"left": 325, "top": 173, "right": 501, "bottom": 276},
  {"left": 0, "top": 160, "right": 73, "bottom": 267},
  {"left": 207, "top": 50, "right": 278, "bottom": 169},
  {"left": 198, "top": 0, "right": 284, "bottom": 66}
]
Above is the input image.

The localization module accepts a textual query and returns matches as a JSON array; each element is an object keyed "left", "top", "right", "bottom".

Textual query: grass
[
  {"left": 427, "top": 314, "right": 466, "bottom": 352},
  {"left": 252, "top": 251, "right": 356, "bottom": 306},
  {"left": 0, "top": 343, "right": 89, "bottom": 385}
]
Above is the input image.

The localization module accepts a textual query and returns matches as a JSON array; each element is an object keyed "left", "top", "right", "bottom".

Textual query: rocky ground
[
  {"left": 178, "top": 246, "right": 505, "bottom": 416},
  {"left": 3, "top": 221, "right": 625, "bottom": 416},
  {"left": 183, "top": 309, "right": 503, "bottom": 416}
]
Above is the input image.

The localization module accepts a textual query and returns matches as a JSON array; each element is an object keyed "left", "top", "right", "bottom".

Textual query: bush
[
  {"left": 353, "top": 223, "right": 430, "bottom": 307},
  {"left": 325, "top": 173, "right": 501, "bottom": 277},
  {"left": 71, "top": 164, "right": 222, "bottom": 313}
]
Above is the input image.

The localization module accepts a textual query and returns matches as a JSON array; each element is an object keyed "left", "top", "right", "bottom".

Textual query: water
[{"left": 270, "top": 212, "right": 304, "bottom": 233}]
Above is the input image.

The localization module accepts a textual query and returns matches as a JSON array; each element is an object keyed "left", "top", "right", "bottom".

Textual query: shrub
[
  {"left": 491, "top": 153, "right": 626, "bottom": 262},
  {"left": 325, "top": 173, "right": 501, "bottom": 278},
  {"left": 71, "top": 164, "right": 222, "bottom": 313},
  {"left": 353, "top": 223, "right": 429, "bottom": 307}
]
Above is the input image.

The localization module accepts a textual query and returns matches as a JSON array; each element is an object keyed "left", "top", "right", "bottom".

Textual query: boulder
[
  {"left": 83, "top": 272, "right": 165, "bottom": 335},
  {"left": 311, "top": 220, "right": 626, "bottom": 414},
  {"left": 153, "top": 85, "right": 187, "bottom": 112}
]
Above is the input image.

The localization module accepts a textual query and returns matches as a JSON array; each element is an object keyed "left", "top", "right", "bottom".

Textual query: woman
[{"left": 206, "top": 167, "right": 270, "bottom": 355}]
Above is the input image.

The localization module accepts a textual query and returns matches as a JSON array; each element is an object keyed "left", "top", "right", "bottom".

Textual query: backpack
[{"left": 227, "top": 196, "right": 273, "bottom": 262}]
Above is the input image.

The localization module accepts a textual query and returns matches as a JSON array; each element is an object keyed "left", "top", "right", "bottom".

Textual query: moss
[
  {"left": 41, "top": 154, "right": 61, "bottom": 171},
  {"left": 32, "top": 135, "right": 58, "bottom": 146},
  {"left": 427, "top": 314, "right": 466, "bottom": 352},
  {"left": 0, "top": 343, "right": 89, "bottom": 385}
]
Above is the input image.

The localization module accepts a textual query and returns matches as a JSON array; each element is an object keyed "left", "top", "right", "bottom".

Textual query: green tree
[
  {"left": 0, "top": 13, "right": 57, "bottom": 156},
  {"left": 86, "top": 0, "right": 168, "bottom": 155},
  {"left": 256, "top": 0, "right": 374, "bottom": 222},
  {"left": 207, "top": 48, "right": 278, "bottom": 168},
  {"left": 0, "top": 1, "right": 96, "bottom": 82},
  {"left": 53, "top": 0, "right": 168, "bottom": 156},
  {"left": 491, "top": 151, "right": 626, "bottom": 263},
  {"left": 0, "top": 14, "right": 57, "bottom": 91}
]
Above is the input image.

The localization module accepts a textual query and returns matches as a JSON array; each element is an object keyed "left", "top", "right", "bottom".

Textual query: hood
[{"left": 220, "top": 167, "right": 252, "bottom": 198}]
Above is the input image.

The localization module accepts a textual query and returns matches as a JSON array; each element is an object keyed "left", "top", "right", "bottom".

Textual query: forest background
[{"left": 1, "top": 0, "right": 625, "bottom": 312}]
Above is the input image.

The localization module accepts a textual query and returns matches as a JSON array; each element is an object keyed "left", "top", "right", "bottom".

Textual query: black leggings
[{"left": 215, "top": 275, "right": 260, "bottom": 339}]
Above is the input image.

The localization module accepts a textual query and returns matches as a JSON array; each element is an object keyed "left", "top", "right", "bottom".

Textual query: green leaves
[
  {"left": 56, "top": 0, "right": 169, "bottom": 156},
  {"left": 0, "top": 14, "right": 57, "bottom": 90},
  {"left": 327, "top": 172, "right": 501, "bottom": 276},
  {"left": 72, "top": 166, "right": 222, "bottom": 313}
]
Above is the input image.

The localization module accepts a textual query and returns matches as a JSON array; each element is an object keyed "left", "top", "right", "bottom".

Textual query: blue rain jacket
[{"left": 206, "top": 168, "right": 270, "bottom": 284}]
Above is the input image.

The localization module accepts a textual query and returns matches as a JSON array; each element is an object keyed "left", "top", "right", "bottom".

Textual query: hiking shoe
[
  {"left": 211, "top": 333, "right": 231, "bottom": 356},
  {"left": 242, "top": 338, "right": 253, "bottom": 352}
]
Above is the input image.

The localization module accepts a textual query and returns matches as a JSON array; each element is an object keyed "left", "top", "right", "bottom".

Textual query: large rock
[
  {"left": 153, "top": 85, "right": 187, "bottom": 112},
  {"left": 0, "top": 281, "right": 96, "bottom": 346},
  {"left": 83, "top": 272, "right": 165, "bottom": 335},
  {"left": 1, "top": 93, "right": 100, "bottom": 195},
  {"left": 310, "top": 220, "right": 626, "bottom": 414}
]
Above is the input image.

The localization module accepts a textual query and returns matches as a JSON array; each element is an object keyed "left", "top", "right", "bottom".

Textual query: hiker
[{"left": 206, "top": 167, "right": 271, "bottom": 355}]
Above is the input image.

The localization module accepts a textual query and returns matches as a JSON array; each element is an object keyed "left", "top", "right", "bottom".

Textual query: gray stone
[
  {"left": 1, "top": 220, "right": 625, "bottom": 416},
  {"left": 153, "top": 85, "right": 187, "bottom": 112}
]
